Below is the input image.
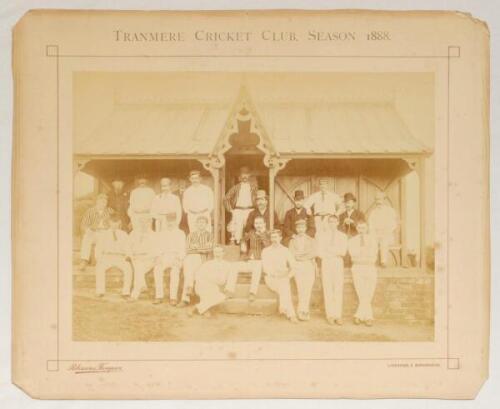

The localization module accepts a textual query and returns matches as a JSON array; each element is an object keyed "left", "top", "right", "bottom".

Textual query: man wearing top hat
[
  {"left": 107, "top": 177, "right": 130, "bottom": 231},
  {"left": 282, "top": 190, "right": 316, "bottom": 246},
  {"left": 223, "top": 166, "right": 258, "bottom": 244},
  {"left": 303, "top": 178, "right": 342, "bottom": 238},
  {"left": 128, "top": 175, "right": 155, "bottom": 230},
  {"left": 182, "top": 170, "right": 214, "bottom": 233},
  {"left": 338, "top": 192, "right": 366, "bottom": 238},
  {"left": 244, "top": 189, "right": 280, "bottom": 235}
]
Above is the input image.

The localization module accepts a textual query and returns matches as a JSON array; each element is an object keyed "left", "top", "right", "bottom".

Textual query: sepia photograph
[{"left": 72, "top": 71, "right": 435, "bottom": 342}]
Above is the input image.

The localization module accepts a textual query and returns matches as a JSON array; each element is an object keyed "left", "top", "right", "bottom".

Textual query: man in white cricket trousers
[
  {"left": 153, "top": 212, "right": 186, "bottom": 305},
  {"left": 177, "top": 215, "right": 213, "bottom": 307},
  {"left": 182, "top": 170, "right": 214, "bottom": 233},
  {"left": 150, "top": 177, "right": 182, "bottom": 231},
  {"left": 262, "top": 229, "right": 298, "bottom": 323},
  {"left": 94, "top": 214, "right": 133, "bottom": 298},
  {"left": 288, "top": 219, "right": 317, "bottom": 321},
  {"left": 368, "top": 191, "right": 398, "bottom": 267},
  {"left": 318, "top": 214, "right": 348, "bottom": 325},
  {"left": 129, "top": 215, "right": 158, "bottom": 300},
  {"left": 190, "top": 246, "right": 238, "bottom": 317},
  {"left": 348, "top": 221, "right": 379, "bottom": 326}
]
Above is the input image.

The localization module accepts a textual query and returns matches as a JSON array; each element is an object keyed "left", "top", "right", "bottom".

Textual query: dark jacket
[
  {"left": 338, "top": 209, "right": 366, "bottom": 237},
  {"left": 244, "top": 207, "right": 280, "bottom": 234},
  {"left": 282, "top": 207, "right": 316, "bottom": 245}
]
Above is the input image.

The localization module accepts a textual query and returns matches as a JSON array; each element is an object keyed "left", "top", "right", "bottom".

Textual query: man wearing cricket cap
[
  {"left": 224, "top": 166, "right": 258, "bottom": 244},
  {"left": 288, "top": 218, "right": 317, "bottom": 321},
  {"left": 182, "top": 170, "right": 214, "bottom": 233}
]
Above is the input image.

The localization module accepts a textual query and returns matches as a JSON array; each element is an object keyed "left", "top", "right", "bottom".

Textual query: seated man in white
[
  {"left": 94, "top": 214, "right": 133, "bottom": 299},
  {"left": 129, "top": 215, "right": 158, "bottom": 300},
  {"left": 177, "top": 215, "right": 213, "bottom": 308},
  {"left": 153, "top": 212, "right": 186, "bottom": 305},
  {"left": 189, "top": 246, "right": 238, "bottom": 317},
  {"left": 262, "top": 229, "right": 298, "bottom": 323}
]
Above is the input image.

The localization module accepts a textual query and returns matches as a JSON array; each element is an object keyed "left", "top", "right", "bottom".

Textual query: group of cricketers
[{"left": 78, "top": 166, "right": 398, "bottom": 326}]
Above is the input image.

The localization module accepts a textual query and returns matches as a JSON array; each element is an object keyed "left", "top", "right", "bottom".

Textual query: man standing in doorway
[
  {"left": 224, "top": 166, "right": 258, "bottom": 244},
  {"left": 150, "top": 177, "right": 182, "bottom": 232},
  {"left": 107, "top": 177, "right": 130, "bottom": 231},
  {"left": 282, "top": 190, "right": 316, "bottom": 246},
  {"left": 303, "top": 178, "right": 342, "bottom": 238},
  {"left": 244, "top": 190, "right": 280, "bottom": 234},
  {"left": 368, "top": 191, "right": 398, "bottom": 268},
  {"left": 128, "top": 176, "right": 155, "bottom": 230},
  {"left": 182, "top": 170, "right": 214, "bottom": 233}
]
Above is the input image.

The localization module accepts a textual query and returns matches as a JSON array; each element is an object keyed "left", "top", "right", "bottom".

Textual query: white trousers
[
  {"left": 95, "top": 255, "right": 133, "bottom": 295},
  {"left": 153, "top": 254, "right": 182, "bottom": 301},
  {"left": 194, "top": 270, "right": 238, "bottom": 314},
  {"left": 265, "top": 275, "right": 296, "bottom": 318},
  {"left": 182, "top": 254, "right": 204, "bottom": 302},
  {"left": 321, "top": 257, "right": 345, "bottom": 319},
  {"left": 373, "top": 233, "right": 393, "bottom": 264},
  {"left": 248, "top": 260, "right": 263, "bottom": 295},
  {"left": 351, "top": 264, "right": 377, "bottom": 321},
  {"left": 187, "top": 211, "right": 212, "bottom": 233},
  {"left": 230, "top": 208, "right": 253, "bottom": 243},
  {"left": 294, "top": 260, "right": 315, "bottom": 313},
  {"left": 80, "top": 230, "right": 104, "bottom": 261},
  {"left": 130, "top": 257, "right": 155, "bottom": 299}
]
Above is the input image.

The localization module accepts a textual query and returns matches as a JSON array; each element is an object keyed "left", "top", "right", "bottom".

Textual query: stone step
[{"left": 217, "top": 298, "right": 278, "bottom": 315}]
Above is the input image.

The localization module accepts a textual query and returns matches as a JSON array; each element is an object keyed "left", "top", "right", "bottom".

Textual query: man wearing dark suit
[
  {"left": 107, "top": 178, "right": 130, "bottom": 231},
  {"left": 338, "top": 192, "right": 366, "bottom": 238},
  {"left": 244, "top": 190, "right": 280, "bottom": 234},
  {"left": 282, "top": 190, "right": 316, "bottom": 246}
]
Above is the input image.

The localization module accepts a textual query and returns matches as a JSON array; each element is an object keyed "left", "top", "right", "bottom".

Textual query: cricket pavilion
[{"left": 73, "top": 73, "right": 434, "bottom": 323}]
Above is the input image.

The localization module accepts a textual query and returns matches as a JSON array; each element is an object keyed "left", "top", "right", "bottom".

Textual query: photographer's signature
[{"left": 67, "top": 362, "right": 123, "bottom": 375}]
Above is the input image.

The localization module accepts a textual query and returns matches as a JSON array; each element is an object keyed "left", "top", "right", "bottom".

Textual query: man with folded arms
[
  {"left": 182, "top": 170, "right": 214, "bottom": 233},
  {"left": 128, "top": 176, "right": 155, "bottom": 230},
  {"left": 129, "top": 215, "right": 158, "bottom": 300},
  {"left": 241, "top": 215, "right": 271, "bottom": 302},
  {"left": 261, "top": 229, "right": 298, "bottom": 323},
  {"left": 189, "top": 246, "right": 238, "bottom": 317},
  {"left": 288, "top": 219, "right": 317, "bottom": 321},
  {"left": 94, "top": 214, "right": 132, "bottom": 299},
  {"left": 348, "top": 221, "right": 379, "bottom": 327},
  {"left": 153, "top": 212, "right": 186, "bottom": 305},
  {"left": 150, "top": 177, "right": 182, "bottom": 232},
  {"left": 318, "top": 214, "right": 348, "bottom": 325},
  {"left": 224, "top": 166, "right": 258, "bottom": 244},
  {"left": 177, "top": 215, "right": 213, "bottom": 308},
  {"left": 79, "top": 193, "right": 114, "bottom": 271}
]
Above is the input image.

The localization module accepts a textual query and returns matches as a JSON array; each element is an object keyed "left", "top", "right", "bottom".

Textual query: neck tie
[
  {"left": 113, "top": 230, "right": 117, "bottom": 241},
  {"left": 361, "top": 234, "right": 366, "bottom": 246}
]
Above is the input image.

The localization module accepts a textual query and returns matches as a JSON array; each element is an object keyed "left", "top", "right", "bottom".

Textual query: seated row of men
[{"left": 88, "top": 205, "right": 379, "bottom": 326}]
